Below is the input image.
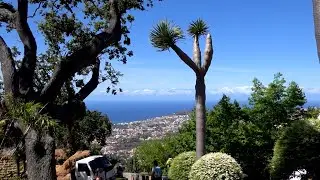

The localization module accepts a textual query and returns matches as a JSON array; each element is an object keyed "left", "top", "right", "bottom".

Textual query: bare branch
[
  {"left": 0, "top": 2, "right": 16, "bottom": 28},
  {"left": 193, "top": 36, "right": 201, "bottom": 68},
  {"left": 202, "top": 33, "right": 213, "bottom": 76},
  {"left": 40, "top": 0, "right": 122, "bottom": 103},
  {"left": 28, "top": 2, "right": 42, "bottom": 18},
  {"left": 313, "top": 0, "right": 320, "bottom": 62},
  {"left": 76, "top": 58, "right": 100, "bottom": 101},
  {"left": 0, "top": 36, "right": 18, "bottom": 95},
  {"left": 171, "top": 44, "right": 200, "bottom": 75},
  {"left": 16, "top": 0, "right": 37, "bottom": 96}
]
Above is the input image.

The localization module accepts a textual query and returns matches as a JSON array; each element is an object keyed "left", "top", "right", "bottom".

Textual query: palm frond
[
  {"left": 187, "top": 19, "right": 209, "bottom": 37},
  {"left": 150, "top": 20, "right": 184, "bottom": 51}
]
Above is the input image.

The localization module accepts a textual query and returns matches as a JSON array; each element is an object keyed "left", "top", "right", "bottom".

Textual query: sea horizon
[{"left": 85, "top": 99, "right": 320, "bottom": 124}]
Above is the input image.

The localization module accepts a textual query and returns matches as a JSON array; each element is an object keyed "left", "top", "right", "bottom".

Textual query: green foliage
[
  {"left": 150, "top": 20, "right": 184, "bottom": 51},
  {"left": 4, "top": 95, "right": 56, "bottom": 132},
  {"left": 168, "top": 151, "right": 196, "bottom": 180},
  {"left": 187, "top": 19, "right": 209, "bottom": 37},
  {"left": 136, "top": 73, "right": 306, "bottom": 179},
  {"left": 249, "top": 73, "right": 306, "bottom": 132},
  {"left": 166, "top": 158, "right": 173, "bottom": 167},
  {"left": 76, "top": 110, "right": 111, "bottom": 146},
  {"left": 0, "top": 119, "right": 6, "bottom": 146},
  {"left": 125, "top": 156, "right": 141, "bottom": 173},
  {"left": 305, "top": 107, "right": 320, "bottom": 119},
  {"left": 9, "top": 0, "right": 162, "bottom": 100},
  {"left": 55, "top": 110, "right": 111, "bottom": 150},
  {"left": 32, "top": 0, "right": 158, "bottom": 60},
  {"left": 269, "top": 118, "right": 320, "bottom": 179},
  {"left": 189, "top": 152, "right": 243, "bottom": 180},
  {"left": 179, "top": 95, "right": 270, "bottom": 179},
  {"left": 133, "top": 139, "right": 172, "bottom": 172},
  {"left": 89, "top": 141, "right": 102, "bottom": 155}
]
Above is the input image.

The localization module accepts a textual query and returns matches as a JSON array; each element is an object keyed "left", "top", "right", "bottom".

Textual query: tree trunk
[
  {"left": 25, "top": 128, "right": 56, "bottom": 180},
  {"left": 313, "top": 0, "right": 320, "bottom": 61},
  {"left": 67, "top": 123, "right": 77, "bottom": 153},
  {"left": 195, "top": 75, "right": 206, "bottom": 159}
]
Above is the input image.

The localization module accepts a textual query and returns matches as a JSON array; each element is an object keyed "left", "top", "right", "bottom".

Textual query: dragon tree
[{"left": 150, "top": 19, "right": 213, "bottom": 158}]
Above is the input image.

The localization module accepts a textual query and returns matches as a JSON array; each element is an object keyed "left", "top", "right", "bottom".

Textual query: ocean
[{"left": 85, "top": 100, "right": 320, "bottom": 124}]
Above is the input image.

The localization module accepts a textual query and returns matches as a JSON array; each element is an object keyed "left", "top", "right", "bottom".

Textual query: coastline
[{"left": 102, "top": 114, "right": 190, "bottom": 158}]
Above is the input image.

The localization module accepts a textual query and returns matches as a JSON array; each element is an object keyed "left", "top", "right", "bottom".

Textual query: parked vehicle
[{"left": 72, "top": 155, "right": 118, "bottom": 180}]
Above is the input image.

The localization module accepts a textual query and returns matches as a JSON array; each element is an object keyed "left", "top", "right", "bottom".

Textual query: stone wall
[
  {"left": 123, "top": 173, "right": 150, "bottom": 180},
  {"left": 0, "top": 156, "right": 18, "bottom": 179},
  {"left": 123, "top": 172, "right": 168, "bottom": 180}
]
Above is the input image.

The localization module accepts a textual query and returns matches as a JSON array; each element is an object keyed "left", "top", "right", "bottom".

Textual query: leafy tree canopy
[
  {"left": 55, "top": 110, "right": 112, "bottom": 152},
  {"left": 0, "top": 0, "right": 162, "bottom": 105}
]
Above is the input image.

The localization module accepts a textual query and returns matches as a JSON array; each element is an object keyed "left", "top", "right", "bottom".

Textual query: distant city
[{"left": 101, "top": 114, "right": 190, "bottom": 158}]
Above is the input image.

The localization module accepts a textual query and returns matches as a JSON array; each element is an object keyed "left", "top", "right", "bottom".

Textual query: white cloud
[
  {"left": 303, "top": 88, "right": 320, "bottom": 94},
  {"left": 117, "top": 88, "right": 193, "bottom": 96},
  {"left": 116, "top": 86, "right": 253, "bottom": 96},
  {"left": 93, "top": 86, "right": 320, "bottom": 97},
  {"left": 157, "top": 88, "right": 193, "bottom": 95},
  {"left": 209, "top": 86, "right": 252, "bottom": 95},
  {"left": 130, "top": 89, "right": 157, "bottom": 95}
]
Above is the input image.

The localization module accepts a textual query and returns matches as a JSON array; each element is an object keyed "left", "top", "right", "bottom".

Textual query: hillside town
[{"left": 101, "top": 114, "right": 190, "bottom": 158}]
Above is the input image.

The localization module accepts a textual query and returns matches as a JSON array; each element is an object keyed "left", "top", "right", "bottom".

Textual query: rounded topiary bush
[
  {"left": 168, "top": 151, "right": 196, "bottom": 180},
  {"left": 189, "top": 152, "right": 243, "bottom": 180}
]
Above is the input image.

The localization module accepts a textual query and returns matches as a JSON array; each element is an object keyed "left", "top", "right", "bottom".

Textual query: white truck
[{"left": 72, "top": 155, "right": 119, "bottom": 180}]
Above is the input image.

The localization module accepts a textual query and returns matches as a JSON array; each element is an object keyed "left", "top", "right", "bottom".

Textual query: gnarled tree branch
[
  {"left": 76, "top": 58, "right": 100, "bottom": 101},
  {"left": 0, "top": 2, "right": 16, "bottom": 28},
  {"left": 0, "top": 2, "right": 15, "bottom": 12},
  {"left": 0, "top": 36, "right": 17, "bottom": 95},
  {"left": 171, "top": 44, "right": 200, "bottom": 75},
  {"left": 40, "top": 0, "right": 122, "bottom": 103},
  {"left": 16, "top": 0, "right": 37, "bottom": 97}
]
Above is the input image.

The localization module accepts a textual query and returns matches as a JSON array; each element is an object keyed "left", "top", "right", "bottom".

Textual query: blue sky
[{"left": 2, "top": 0, "right": 320, "bottom": 101}]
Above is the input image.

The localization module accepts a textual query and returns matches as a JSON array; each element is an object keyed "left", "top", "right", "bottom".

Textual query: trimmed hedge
[
  {"left": 189, "top": 152, "right": 243, "bottom": 180},
  {"left": 168, "top": 151, "right": 196, "bottom": 180}
]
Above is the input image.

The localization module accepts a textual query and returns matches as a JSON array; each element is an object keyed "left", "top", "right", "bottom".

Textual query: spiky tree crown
[
  {"left": 150, "top": 20, "right": 184, "bottom": 51},
  {"left": 187, "top": 19, "right": 209, "bottom": 37}
]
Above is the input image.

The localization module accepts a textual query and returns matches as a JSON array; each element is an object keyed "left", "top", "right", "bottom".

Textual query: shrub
[
  {"left": 166, "top": 158, "right": 173, "bottom": 167},
  {"left": 133, "top": 139, "right": 171, "bottom": 172},
  {"left": 269, "top": 118, "right": 320, "bottom": 179},
  {"left": 189, "top": 152, "right": 243, "bottom": 180},
  {"left": 168, "top": 151, "right": 196, "bottom": 180},
  {"left": 89, "top": 141, "right": 102, "bottom": 155}
]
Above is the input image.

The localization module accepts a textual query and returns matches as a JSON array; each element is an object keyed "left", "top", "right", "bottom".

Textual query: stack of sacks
[
  {"left": 56, "top": 150, "right": 91, "bottom": 180},
  {"left": 55, "top": 149, "right": 67, "bottom": 164}
]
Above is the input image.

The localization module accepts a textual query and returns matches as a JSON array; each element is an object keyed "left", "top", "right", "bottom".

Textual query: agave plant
[{"left": 150, "top": 19, "right": 213, "bottom": 158}]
